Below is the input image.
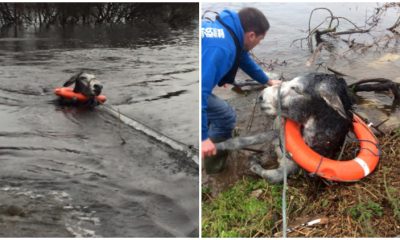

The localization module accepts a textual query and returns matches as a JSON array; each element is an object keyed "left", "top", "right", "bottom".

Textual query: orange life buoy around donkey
[
  {"left": 285, "top": 114, "right": 380, "bottom": 182},
  {"left": 54, "top": 87, "right": 107, "bottom": 104}
]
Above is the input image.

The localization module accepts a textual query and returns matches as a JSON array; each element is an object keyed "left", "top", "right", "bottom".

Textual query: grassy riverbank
[{"left": 202, "top": 128, "right": 400, "bottom": 237}]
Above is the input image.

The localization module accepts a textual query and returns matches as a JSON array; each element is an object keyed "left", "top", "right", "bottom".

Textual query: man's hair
[{"left": 238, "top": 7, "right": 270, "bottom": 36}]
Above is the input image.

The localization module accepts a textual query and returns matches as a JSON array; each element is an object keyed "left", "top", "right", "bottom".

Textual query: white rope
[
  {"left": 101, "top": 104, "right": 199, "bottom": 165},
  {"left": 277, "top": 84, "right": 288, "bottom": 237}
]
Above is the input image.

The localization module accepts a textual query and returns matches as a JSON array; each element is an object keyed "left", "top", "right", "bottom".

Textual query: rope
[
  {"left": 311, "top": 155, "right": 325, "bottom": 177},
  {"left": 349, "top": 138, "right": 381, "bottom": 157},
  {"left": 277, "top": 84, "right": 288, "bottom": 237},
  {"left": 247, "top": 92, "right": 261, "bottom": 131},
  {"left": 309, "top": 132, "right": 381, "bottom": 182},
  {"left": 101, "top": 104, "right": 199, "bottom": 165}
]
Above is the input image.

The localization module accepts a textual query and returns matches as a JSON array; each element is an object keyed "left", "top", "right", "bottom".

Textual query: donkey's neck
[
  {"left": 302, "top": 116, "right": 318, "bottom": 143},
  {"left": 301, "top": 113, "right": 349, "bottom": 158}
]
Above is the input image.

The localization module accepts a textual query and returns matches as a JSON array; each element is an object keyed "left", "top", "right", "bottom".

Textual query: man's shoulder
[
  {"left": 201, "top": 20, "right": 225, "bottom": 40},
  {"left": 202, "top": 22, "right": 235, "bottom": 52}
]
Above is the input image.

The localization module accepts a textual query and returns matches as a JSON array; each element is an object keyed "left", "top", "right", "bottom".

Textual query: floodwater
[
  {"left": 202, "top": 2, "right": 400, "bottom": 192},
  {"left": 0, "top": 22, "right": 198, "bottom": 237}
]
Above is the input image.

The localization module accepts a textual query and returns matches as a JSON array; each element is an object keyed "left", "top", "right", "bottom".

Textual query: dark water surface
[{"left": 0, "top": 22, "right": 198, "bottom": 237}]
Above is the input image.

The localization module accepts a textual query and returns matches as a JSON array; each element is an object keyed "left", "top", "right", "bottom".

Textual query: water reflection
[{"left": 0, "top": 22, "right": 198, "bottom": 51}]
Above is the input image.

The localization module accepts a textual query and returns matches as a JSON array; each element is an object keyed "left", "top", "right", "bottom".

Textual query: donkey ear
[
  {"left": 319, "top": 89, "right": 348, "bottom": 119},
  {"left": 63, "top": 72, "right": 82, "bottom": 87}
]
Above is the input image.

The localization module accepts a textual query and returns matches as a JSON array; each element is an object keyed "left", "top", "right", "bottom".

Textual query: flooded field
[{"left": 0, "top": 21, "right": 198, "bottom": 237}]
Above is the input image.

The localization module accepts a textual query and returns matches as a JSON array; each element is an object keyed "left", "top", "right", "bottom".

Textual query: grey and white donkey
[
  {"left": 63, "top": 72, "right": 103, "bottom": 98},
  {"left": 254, "top": 72, "right": 354, "bottom": 182},
  {"left": 216, "top": 73, "right": 353, "bottom": 183}
]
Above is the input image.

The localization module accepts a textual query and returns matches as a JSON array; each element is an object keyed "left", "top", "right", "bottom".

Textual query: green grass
[
  {"left": 348, "top": 198, "right": 383, "bottom": 236},
  {"left": 348, "top": 200, "right": 383, "bottom": 221},
  {"left": 383, "top": 167, "right": 400, "bottom": 222},
  {"left": 202, "top": 178, "right": 282, "bottom": 237}
]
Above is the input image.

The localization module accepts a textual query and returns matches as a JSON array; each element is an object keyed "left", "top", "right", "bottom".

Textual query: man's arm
[{"left": 239, "top": 51, "right": 269, "bottom": 84}]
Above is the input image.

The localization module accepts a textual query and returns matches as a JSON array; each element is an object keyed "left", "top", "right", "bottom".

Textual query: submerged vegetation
[
  {"left": 0, "top": 3, "right": 198, "bottom": 27},
  {"left": 202, "top": 129, "right": 400, "bottom": 237}
]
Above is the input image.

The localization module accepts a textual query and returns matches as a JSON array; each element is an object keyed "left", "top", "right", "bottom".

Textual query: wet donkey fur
[
  {"left": 63, "top": 72, "right": 103, "bottom": 103},
  {"left": 219, "top": 73, "right": 354, "bottom": 183}
]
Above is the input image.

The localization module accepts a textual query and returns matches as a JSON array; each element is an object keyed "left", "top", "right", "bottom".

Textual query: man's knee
[{"left": 225, "top": 106, "right": 236, "bottom": 129}]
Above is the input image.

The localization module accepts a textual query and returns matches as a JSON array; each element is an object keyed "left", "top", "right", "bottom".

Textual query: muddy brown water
[
  {"left": 0, "top": 22, "right": 198, "bottom": 237},
  {"left": 202, "top": 2, "right": 400, "bottom": 193}
]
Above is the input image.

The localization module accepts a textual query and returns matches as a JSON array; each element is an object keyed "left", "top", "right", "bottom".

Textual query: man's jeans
[
  {"left": 205, "top": 94, "right": 236, "bottom": 174},
  {"left": 207, "top": 94, "right": 236, "bottom": 143}
]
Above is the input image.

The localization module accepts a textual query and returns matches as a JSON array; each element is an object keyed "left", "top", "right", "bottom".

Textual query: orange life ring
[
  {"left": 285, "top": 114, "right": 379, "bottom": 182},
  {"left": 54, "top": 87, "right": 107, "bottom": 104}
]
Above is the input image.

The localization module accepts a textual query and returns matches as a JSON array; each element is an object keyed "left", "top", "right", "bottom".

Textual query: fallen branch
[
  {"left": 326, "top": 66, "right": 347, "bottom": 76},
  {"left": 308, "top": 8, "right": 336, "bottom": 52},
  {"left": 387, "top": 15, "right": 400, "bottom": 34},
  {"left": 294, "top": 5, "right": 400, "bottom": 62},
  {"left": 348, "top": 78, "right": 400, "bottom": 101},
  {"left": 329, "top": 29, "right": 370, "bottom": 36},
  {"left": 306, "top": 42, "right": 326, "bottom": 66}
]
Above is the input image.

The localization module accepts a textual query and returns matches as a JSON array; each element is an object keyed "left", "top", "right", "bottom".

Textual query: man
[{"left": 201, "top": 7, "right": 281, "bottom": 166}]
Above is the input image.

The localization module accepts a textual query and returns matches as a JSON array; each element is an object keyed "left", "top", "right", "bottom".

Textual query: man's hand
[
  {"left": 267, "top": 79, "right": 282, "bottom": 86},
  {"left": 202, "top": 138, "right": 217, "bottom": 159}
]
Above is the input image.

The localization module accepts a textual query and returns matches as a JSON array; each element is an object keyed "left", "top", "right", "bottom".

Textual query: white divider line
[{"left": 102, "top": 104, "right": 199, "bottom": 165}]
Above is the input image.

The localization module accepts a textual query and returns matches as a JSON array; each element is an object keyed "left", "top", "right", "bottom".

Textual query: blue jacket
[{"left": 201, "top": 9, "right": 270, "bottom": 141}]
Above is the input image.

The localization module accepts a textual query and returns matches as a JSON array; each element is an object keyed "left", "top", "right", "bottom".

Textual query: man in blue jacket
[{"left": 202, "top": 7, "right": 281, "bottom": 169}]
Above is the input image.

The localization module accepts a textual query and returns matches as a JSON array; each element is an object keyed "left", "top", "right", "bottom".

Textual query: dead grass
[{"left": 202, "top": 129, "right": 400, "bottom": 237}]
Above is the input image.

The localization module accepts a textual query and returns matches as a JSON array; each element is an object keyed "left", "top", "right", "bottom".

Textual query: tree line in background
[{"left": 0, "top": 3, "right": 198, "bottom": 27}]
